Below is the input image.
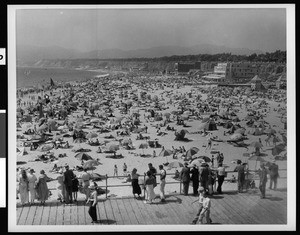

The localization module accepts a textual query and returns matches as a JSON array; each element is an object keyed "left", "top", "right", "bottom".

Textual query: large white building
[{"left": 202, "top": 62, "right": 259, "bottom": 83}]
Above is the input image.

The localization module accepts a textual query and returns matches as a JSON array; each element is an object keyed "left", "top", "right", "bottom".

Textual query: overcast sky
[{"left": 16, "top": 7, "right": 286, "bottom": 52}]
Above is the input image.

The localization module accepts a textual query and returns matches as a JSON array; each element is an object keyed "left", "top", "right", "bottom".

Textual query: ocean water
[{"left": 16, "top": 67, "right": 102, "bottom": 88}]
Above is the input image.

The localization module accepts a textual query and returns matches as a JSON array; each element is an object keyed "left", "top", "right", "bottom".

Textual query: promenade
[{"left": 17, "top": 183, "right": 287, "bottom": 226}]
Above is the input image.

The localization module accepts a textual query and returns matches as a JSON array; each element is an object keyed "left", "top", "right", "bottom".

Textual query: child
[
  {"left": 191, "top": 187, "right": 205, "bottom": 224},
  {"left": 198, "top": 191, "right": 212, "bottom": 224},
  {"left": 72, "top": 175, "right": 79, "bottom": 202}
]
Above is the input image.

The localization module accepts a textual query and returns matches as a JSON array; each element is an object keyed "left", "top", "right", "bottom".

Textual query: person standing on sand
[
  {"left": 113, "top": 164, "right": 118, "bottom": 177},
  {"left": 123, "top": 163, "right": 127, "bottom": 175}
]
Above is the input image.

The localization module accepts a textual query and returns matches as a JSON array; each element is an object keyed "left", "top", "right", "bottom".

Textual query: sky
[{"left": 15, "top": 6, "right": 287, "bottom": 53}]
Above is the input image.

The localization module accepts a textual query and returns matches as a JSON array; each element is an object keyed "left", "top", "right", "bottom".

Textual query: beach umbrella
[
  {"left": 188, "top": 158, "right": 205, "bottom": 167},
  {"left": 199, "top": 122, "right": 209, "bottom": 130},
  {"left": 249, "top": 141, "right": 263, "bottom": 148},
  {"left": 159, "top": 149, "right": 173, "bottom": 163},
  {"left": 90, "top": 118, "right": 101, "bottom": 123},
  {"left": 229, "top": 133, "right": 243, "bottom": 141},
  {"left": 185, "top": 147, "right": 200, "bottom": 160},
  {"left": 37, "top": 143, "right": 54, "bottom": 152},
  {"left": 86, "top": 132, "right": 98, "bottom": 139},
  {"left": 264, "top": 128, "right": 276, "bottom": 135},
  {"left": 235, "top": 128, "right": 246, "bottom": 135},
  {"left": 89, "top": 172, "right": 105, "bottom": 181},
  {"left": 167, "top": 161, "right": 184, "bottom": 170},
  {"left": 271, "top": 143, "right": 286, "bottom": 156},
  {"left": 83, "top": 159, "right": 101, "bottom": 170},
  {"left": 198, "top": 155, "right": 211, "bottom": 163},
  {"left": 74, "top": 152, "right": 93, "bottom": 161},
  {"left": 138, "top": 143, "right": 148, "bottom": 154},
  {"left": 272, "top": 136, "right": 281, "bottom": 146},
  {"left": 36, "top": 124, "right": 48, "bottom": 132},
  {"left": 108, "top": 144, "right": 120, "bottom": 152},
  {"left": 248, "top": 154, "right": 266, "bottom": 170}
]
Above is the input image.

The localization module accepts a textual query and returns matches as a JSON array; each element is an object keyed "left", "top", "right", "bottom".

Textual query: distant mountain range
[{"left": 17, "top": 44, "right": 265, "bottom": 64}]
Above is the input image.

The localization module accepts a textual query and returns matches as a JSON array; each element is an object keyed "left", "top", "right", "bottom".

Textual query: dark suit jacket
[
  {"left": 180, "top": 166, "right": 191, "bottom": 182},
  {"left": 64, "top": 169, "right": 75, "bottom": 186}
]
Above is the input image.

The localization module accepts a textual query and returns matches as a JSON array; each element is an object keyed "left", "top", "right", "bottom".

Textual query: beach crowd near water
[{"left": 16, "top": 71, "right": 287, "bottom": 224}]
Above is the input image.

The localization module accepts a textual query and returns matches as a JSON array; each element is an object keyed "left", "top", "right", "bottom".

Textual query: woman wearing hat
[
  {"left": 86, "top": 185, "right": 98, "bottom": 223},
  {"left": 18, "top": 169, "right": 29, "bottom": 206},
  {"left": 56, "top": 169, "right": 65, "bottom": 202},
  {"left": 36, "top": 169, "right": 50, "bottom": 205},
  {"left": 27, "top": 169, "right": 37, "bottom": 205},
  {"left": 131, "top": 168, "right": 142, "bottom": 199}
]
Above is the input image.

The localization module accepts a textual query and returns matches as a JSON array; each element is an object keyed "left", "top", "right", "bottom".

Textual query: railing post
[
  {"left": 143, "top": 172, "right": 146, "bottom": 198},
  {"left": 179, "top": 180, "right": 182, "bottom": 195},
  {"left": 105, "top": 174, "right": 108, "bottom": 199}
]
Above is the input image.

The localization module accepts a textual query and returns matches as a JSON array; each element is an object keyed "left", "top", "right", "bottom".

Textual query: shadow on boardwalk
[{"left": 16, "top": 187, "right": 287, "bottom": 226}]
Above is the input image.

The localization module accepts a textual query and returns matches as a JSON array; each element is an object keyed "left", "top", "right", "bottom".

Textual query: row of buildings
[{"left": 175, "top": 61, "right": 259, "bottom": 83}]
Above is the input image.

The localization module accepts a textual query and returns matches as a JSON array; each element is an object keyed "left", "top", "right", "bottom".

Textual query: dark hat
[
  {"left": 40, "top": 170, "right": 45, "bottom": 174},
  {"left": 29, "top": 168, "right": 35, "bottom": 173}
]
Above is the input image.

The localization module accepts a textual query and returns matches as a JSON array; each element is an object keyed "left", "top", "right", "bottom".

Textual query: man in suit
[
  {"left": 180, "top": 162, "right": 191, "bottom": 195},
  {"left": 64, "top": 164, "right": 75, "bottom": 203},
  {"left": 234, "top": 160, "right": 245, "bottom": 193}
]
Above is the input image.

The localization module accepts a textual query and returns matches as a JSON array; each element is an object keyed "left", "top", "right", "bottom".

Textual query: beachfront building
[
  {"left": 201, "top": 63, "right": 227, "bottom": 84},
  {"left": 226, "top": 62, "right": 259, "bottom": 83},
  {"left": 174, "top": 61, "right": 201, "bottom": 75}
]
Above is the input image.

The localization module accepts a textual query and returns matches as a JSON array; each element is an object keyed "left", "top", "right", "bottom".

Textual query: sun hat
[
  {"left": 58, "top": 169, "right": 63, "bottom": 174},
  {"left": 88, "top": 185, "right": 96, "bottom": 190},
  {"left": 198, "top": 186, "right": 205, "bottom": 192}
]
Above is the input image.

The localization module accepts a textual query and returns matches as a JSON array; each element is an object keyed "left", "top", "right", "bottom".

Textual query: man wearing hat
[
  {"left": 199, "top": 162, "right": 209, "bottom": 192},
  {"left": 234, "top": 160, "right": 245, "bottom": 193},
  {"left": 179, "top": 162, "right": 191, "bottom": 196},
  {"left": 268, "top": 160, "right": 279, "bottom": 190},
  {"left": 258, "top": 163, "right": 268, "bottom": 199},
  {"left": 63, "top": 164, "right": 75, "bottom": 203}
]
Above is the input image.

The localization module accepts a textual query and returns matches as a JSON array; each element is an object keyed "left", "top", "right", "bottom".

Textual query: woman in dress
[
  {"left": 131, "top": 168, "right": 142, "bottom": 199},
  {"left": 36, "top": 169, "right": 50, "bottom": 205},
  {"left": 144, "top": 170, "right": 156, "bottom": 204},
  {"left": 18, "top": 169, "right": 29, "bottom": 206},
  {"left": 27, "top": 168, "right": 37, "bottom": 205},
  {"left": 86, "top": 185, "right": 98, "bottom": 223},
  {"left": 56, "top": 169, "right": 65, "bottom": 202}
]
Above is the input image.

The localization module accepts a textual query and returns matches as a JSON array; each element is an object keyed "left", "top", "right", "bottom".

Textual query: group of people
[{"left": 17, "top": 168, "right": 51, "bottom": 206}]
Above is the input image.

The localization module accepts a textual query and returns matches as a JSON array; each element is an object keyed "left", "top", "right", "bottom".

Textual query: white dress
[{"left": 27, "top": 173, "right": 37, "bottom": 201}]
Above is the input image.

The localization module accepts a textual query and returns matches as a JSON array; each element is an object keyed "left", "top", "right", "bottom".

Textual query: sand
[{"left": 16, "top": 77, "right": 287, "bottom": 202}]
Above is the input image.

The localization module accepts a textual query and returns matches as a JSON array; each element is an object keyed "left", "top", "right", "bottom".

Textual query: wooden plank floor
[{"left": 16, "top": 187, "right": 287, "bottom": 225}]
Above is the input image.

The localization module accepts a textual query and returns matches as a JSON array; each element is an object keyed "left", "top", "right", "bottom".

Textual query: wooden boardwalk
[{"left": 16, "top": 187, "right": 287, "bottom": 226}]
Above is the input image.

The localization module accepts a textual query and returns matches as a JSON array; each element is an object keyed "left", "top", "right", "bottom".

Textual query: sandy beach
[{"left": 16, "top": 75, "right": 287, "bottom": 202}]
